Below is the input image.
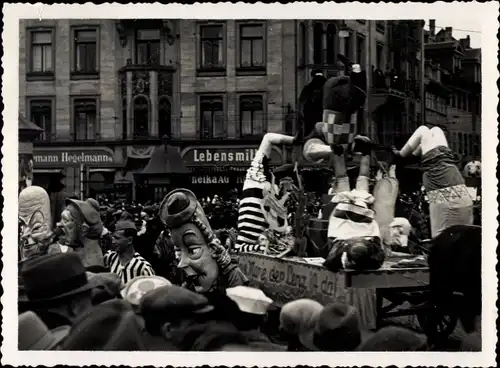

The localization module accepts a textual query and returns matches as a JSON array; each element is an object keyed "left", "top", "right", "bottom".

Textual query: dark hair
[{"left": 122, "top": 228, "right": 137, "bottom": 242}]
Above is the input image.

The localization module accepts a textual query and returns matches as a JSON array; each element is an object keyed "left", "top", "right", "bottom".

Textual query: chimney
[
  {"left": 429, "top": 19, "right": 435, "bottom": 37},
  {"left": 445, "top": 27, "right": 453, "bottom": 39}
]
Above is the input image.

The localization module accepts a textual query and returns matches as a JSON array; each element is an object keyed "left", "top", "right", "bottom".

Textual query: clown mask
[
  {"left": 19, "top": 186, "right": 53, "bottom": 260},
  {"left": 171, "top": 222, "right": 219, "bottom": 293}
]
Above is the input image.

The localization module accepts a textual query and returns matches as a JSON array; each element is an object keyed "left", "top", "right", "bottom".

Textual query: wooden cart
[{"left": 238, "top": 253, "right": 458, "bottom": 343}]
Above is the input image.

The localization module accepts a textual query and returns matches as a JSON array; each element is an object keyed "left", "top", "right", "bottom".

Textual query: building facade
[
  {"left": 20, "top": 19, "right": 414, "bottom": 200},
  {"left": 422, "top": 21, "right": 481, "bottom": 161}
]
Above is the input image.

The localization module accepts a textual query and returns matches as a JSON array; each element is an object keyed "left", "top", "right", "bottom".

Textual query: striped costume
[
  {"left": 104, "top": 250, "right": 155, "bottom": 285},
  {"left": 235, "top": 133, "right": 295, "bottom": 253}
]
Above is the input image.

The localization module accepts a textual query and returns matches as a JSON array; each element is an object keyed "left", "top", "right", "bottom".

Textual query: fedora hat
[
  {"left": 18, "top": 311, "right": 70, "bottom": 350},
  {"left": 21, "top": 253, "right": 92, "bottom": 303},
  {"left": 65, "top": 198, "right": 102, "bottom": 227},
  {"left": 310, "top": 303, "right": 362, "bottom": 351},
  {"left": 159, "top": 189, "right": 198, "bottom": 228}
]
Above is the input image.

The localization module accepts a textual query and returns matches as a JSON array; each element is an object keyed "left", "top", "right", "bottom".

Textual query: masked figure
[
  {"left": 235, "top": 133, "right": 297, "bottom": 253},
  {"left": 160, "top": 189, "right": 248, "bottom": 294},
  {"left": 58, "top": 199, "right": 105, "bottom": 268},
  {"left": 302, "top": 63, "right": 367, "bottom": 163},
  {"left": 394, "top": 125, "right": 473, "bottom": 237},
  {"left": 19, "top": 186, "right": 57, "bottom": 261}
]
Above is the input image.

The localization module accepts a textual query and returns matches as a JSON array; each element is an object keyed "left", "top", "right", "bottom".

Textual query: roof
[
  {"left": 19, "top": 114, "right": 44, "bottom": 132},
  {"left": 425, "top": 40, "right": 465, "bottom": 54},
  {"left": 139, "top": 145, "right": 188, "bottom": 175},
  {"left": 463, "top": 48, "right": 481, "bottom": 62}
]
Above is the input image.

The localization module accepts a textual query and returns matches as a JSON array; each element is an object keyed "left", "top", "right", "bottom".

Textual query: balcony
[
  {"left": 119, "top": 64, "right": 175, "bottom": 141},
  {"left": 371, "top": 68, "right": 408, "bottom": 114},
  {"left": 115, "top": 19, "right": 176, "bottom": 47}
]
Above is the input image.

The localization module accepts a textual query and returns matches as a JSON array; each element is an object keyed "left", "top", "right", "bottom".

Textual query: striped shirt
[
  {"left": 235, "top": 151, "right": 269, "bottom": 253},
  {"left": 104, "top": 251, "right": 155, "bottom": 284}
]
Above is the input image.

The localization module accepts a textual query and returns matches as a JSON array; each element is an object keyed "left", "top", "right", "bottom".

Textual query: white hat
[
  {"left": 120, "top": 276, "right": 172, "bottom": 306},
  {"left": 226, "top": 286, "right": 273, "bottom": 315}
]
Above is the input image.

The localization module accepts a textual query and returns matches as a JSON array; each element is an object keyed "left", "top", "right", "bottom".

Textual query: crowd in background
[{"left": 17, "top": 177, "right": 481, "bottom": 352}]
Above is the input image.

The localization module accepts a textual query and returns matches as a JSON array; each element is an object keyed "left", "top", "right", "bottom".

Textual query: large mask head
[
  {"left": 58, "top": 199, "right": 103, "bottom": 247},
  {"left": 19, "top": 186, "right": 53, "bottom": 260},
  {"left": 160, "top": 189, "right": 220, "bottom": 293}
]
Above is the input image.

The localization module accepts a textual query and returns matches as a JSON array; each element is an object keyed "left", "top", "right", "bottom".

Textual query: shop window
[
  {"left": 122, "top": 98, "right": 127, "bottom": 139},
  {"left": 344, "top": 33, "right": 351, "bottom": 61},
  {"left": 458, "top": 132, "right": 464, "bottom": 154},
  {"left": 326, "top": 23, "right": 336, "bottom": 65},
  {"left": 200, "top": 96, "right": 224, "bottom": 139},
  {"left": 28, "top": 29, "right": 54, "bottom": 79},
  {"left": 133, "top": 95, "right": 150, "bottom": 138},
  {"left": 136, "top": 29, "right": 161, "bottom": 65},
  {"left": 299, "top": 22, "right": 306, "bottom": 66},
  {"left": 240, "top": 95, "right": 264, "bottom": 137},
  {"left": 72, "top": 27, "right": 98, "bottom": 78},
  {"left": 199, "top": 24, "right": 225, "bottom": 70},
  {"left": 313, "top": 23, "right": 323, "bottom": 65},
  {"left": 239, "top": 23, "right": 265, "bottom": 69},
  {"left": 376, "top": 21, "right": 385, "bottom": 33},
  {"left": 376, "top": 43, "right": 384, "bottom": 70},
  {"left": 29, "top": 99, "right": 52, "bottom": 141},
  {"left": 158, "top": 97, "right": 172, "bottom": 138},
  {"left": 356, "top": 34, "right": 365, "bottom": 67},
  {"left": 73, "top": 98, "right": 98, "bottom": 141}
]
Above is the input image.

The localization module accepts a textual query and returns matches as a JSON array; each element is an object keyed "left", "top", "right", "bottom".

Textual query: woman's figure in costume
[
  {"left": 235, "top": 133, "right": 297, "bottom": 253},
  {"left": 160, "top": 189, "right": 248, "bottom": 294},
  {"left": 393, "top": 125, "right": 473, "bottom": 237}
]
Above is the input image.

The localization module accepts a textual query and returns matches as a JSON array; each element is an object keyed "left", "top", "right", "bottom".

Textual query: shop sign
[
  {"left": 192, "top": 175, "right": 230, "bottom": 184},
  {"left": 33, "top": 149, "right": 115, "bottom": 168},
  {"left": 182, "top": 145, "right": 283, "bottom": 166},
  {"left": 191, "top": 175, "right": 246, "bottom": 185}
]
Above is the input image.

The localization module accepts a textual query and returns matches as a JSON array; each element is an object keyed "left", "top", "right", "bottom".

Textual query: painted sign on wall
[
  {"left": 33, "top": 148, "right": 115, "bottom": 168},
  {"left": 182, "top": 145, "right": 283, "bottom": 166}
]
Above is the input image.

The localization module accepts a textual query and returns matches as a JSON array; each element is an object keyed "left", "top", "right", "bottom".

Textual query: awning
[{"left": 139, "top": 145, "right": 188, "bottom": 175}]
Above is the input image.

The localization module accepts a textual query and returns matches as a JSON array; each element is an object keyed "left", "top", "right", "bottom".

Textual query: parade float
[{"left": 233, "top": 57, "right": 477, "bottom": 345}]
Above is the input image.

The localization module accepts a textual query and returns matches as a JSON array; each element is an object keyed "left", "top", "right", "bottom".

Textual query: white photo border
[{"left": 2, "top": 2, "right": 498, "bottom": 367}]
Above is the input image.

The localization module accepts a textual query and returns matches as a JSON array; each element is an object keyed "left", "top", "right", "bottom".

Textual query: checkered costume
[{"left": 322, "top": 109, "right": 358, "bottom": 148}]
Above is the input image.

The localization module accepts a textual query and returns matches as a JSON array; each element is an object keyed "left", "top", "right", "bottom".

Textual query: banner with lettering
[
  {"left": 238, "top": 253, "right": 351, "bottom": 307},
  {"left": 237, "top": 253, "right": 425, "bottom": 330}
]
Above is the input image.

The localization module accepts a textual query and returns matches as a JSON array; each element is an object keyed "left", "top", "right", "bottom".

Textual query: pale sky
[{"left": 424, "top": 18, "right": 482, "bottom": 49}]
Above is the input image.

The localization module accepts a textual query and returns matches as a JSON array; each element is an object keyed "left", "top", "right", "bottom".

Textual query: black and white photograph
[{"left": 1, "top": 2, "right": 498, "bottom": 367}]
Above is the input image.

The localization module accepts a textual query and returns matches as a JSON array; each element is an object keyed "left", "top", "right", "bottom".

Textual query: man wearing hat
[
  {"left": 58, "top": 198, "right": 105, "bottom": 267},
  {"left": 103, "top": 213, "right": 155, "bottom": 285},
  {"left": 159, "top": 189, "right": 248, "bottom": 294},
  {"left": 20, "top": 253, "right": 94, "bottom": 329}
]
